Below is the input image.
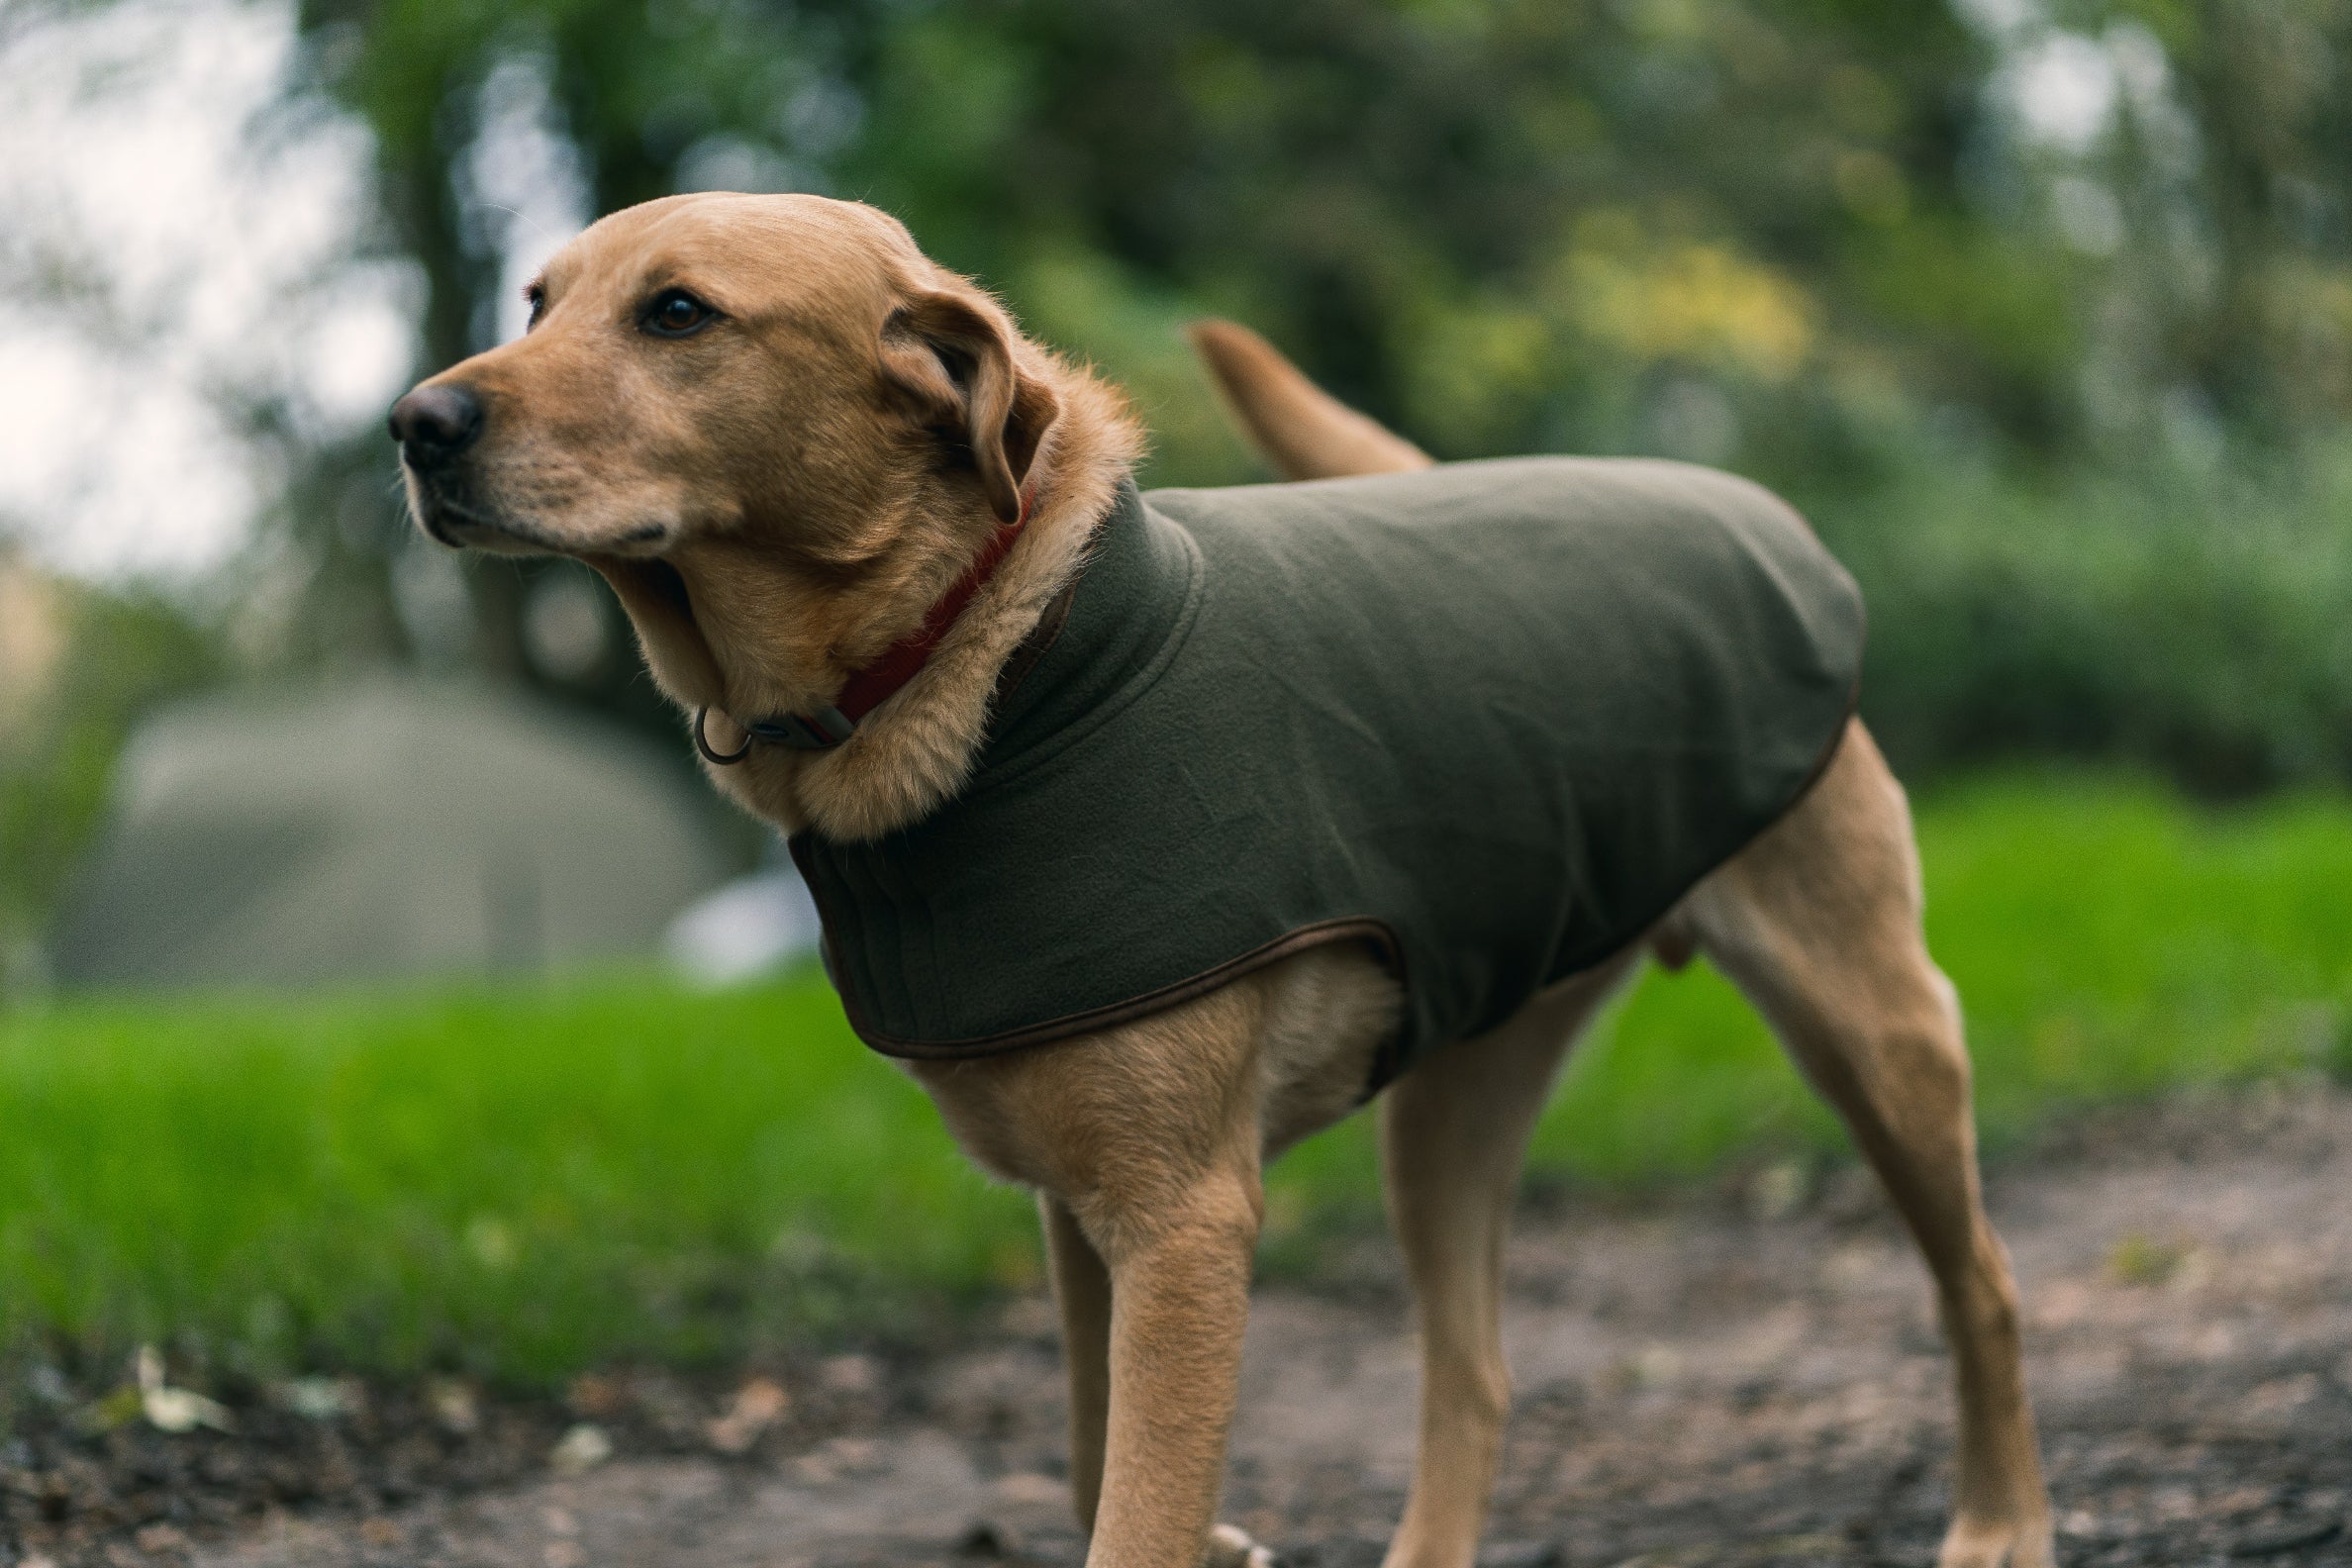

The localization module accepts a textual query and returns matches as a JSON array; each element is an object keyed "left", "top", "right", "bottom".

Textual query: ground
[{"left": 8, "top": 1087, "right": 2351, "bottom": 1568}]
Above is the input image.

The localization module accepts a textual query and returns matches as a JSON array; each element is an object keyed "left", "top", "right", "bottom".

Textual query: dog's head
[{"left": 389, "top": 193, "right": 1062, "bottom": 719}]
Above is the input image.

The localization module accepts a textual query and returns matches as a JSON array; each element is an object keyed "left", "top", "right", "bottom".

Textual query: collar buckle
[
  {"left": 694, "top": 704, "right": 855, "bottom": 765},
  {"left": 693, "top": 483, "right": 1036, "bottom": 767},
  {"left": 747, "top": 705, "right": 855, "bottom": 751}
]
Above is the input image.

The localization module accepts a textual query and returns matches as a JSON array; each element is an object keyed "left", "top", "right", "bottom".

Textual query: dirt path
[{"left": 25, "top": 1090, "right": 2352, "bottom": 1568}]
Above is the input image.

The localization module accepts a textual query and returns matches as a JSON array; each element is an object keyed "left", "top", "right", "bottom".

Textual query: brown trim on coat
[
  {"left": 820, "top": 687, "right": 1866, "bottom": 1083},
  {"left": 818, "top": 629, "right": 1867, "bottom": 1092}
]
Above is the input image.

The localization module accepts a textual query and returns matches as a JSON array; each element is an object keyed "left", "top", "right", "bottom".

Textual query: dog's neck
[{"left": 705, "top": 366, "right": 1143, "bottom": 843}]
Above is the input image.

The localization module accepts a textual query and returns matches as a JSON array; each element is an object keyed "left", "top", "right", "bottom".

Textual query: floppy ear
[{"left": 879, "top": 290, "right": 1060, "bottom": 523}]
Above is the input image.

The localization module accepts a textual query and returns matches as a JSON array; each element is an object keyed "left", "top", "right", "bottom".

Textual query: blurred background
[
  {"left": 7, "top": 0, "right": 2352, "bottom": 995},
  {"left": 0, "top": 0, "right": 2349, "bottom": 1390}
]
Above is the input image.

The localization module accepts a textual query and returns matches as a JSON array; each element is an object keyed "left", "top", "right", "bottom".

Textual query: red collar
[{"left": 695, "top": 490, "right": 1032, "bottom": 762}]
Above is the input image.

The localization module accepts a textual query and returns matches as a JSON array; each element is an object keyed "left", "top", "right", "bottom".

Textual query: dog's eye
[
  {"left": 524, "top": 282, "right": 546, "bottom": 329},
  {"left": 644, "top": 289, "right": 716, "bottom": 338}
]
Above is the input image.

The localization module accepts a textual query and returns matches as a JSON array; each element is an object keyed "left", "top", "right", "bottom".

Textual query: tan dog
[{"left": 391, "top": 193, "right": 2054, "bottom": 1568}]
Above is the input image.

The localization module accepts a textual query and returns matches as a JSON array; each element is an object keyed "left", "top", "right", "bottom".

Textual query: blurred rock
[
  {"left": 664, "top": 866, "right": 823, "bottom": 986},
  {"left": 49, "top": 678, "right": 734, "bottom": 988},
  {"left": 547, "top": 1423, "right": 611, "bottom": 1475}
]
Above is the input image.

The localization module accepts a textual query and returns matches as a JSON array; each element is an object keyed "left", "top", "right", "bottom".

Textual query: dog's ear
[{"left": 879, "top": 289, "right": 1059, "bottom": 524}]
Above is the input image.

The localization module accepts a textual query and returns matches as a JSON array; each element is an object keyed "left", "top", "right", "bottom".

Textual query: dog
[{"left": 391, "top": 192, "right": 2054, "bottom": 1568}]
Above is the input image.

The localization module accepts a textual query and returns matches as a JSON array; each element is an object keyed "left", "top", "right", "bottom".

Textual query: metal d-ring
[{"left": 694, "top": 707, "right": 755, "bottom": 766}]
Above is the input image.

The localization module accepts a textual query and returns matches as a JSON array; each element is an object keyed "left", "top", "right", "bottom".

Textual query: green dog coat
[{"left": 790, "top": 457, "right": 1864, "bottom": 1091}]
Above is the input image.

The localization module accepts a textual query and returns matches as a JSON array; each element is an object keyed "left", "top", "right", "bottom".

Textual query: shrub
[{"left": 1808, "top": 443, "right": 2352, "bottom": 796}]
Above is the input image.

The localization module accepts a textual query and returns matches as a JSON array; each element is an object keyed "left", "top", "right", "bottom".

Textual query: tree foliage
[
  {"left": 298, "top": 0, "right": 2351, "bottom": 470},
  {"left": 276, "top": 0, "right": 2352, "bottom": 785}
]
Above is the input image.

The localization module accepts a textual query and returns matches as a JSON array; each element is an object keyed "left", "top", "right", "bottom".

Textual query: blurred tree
[
  {"left": 290, "top": 0, "right": 2004, "bottom": 517},
  {"left": 0, "top": 567, "right": 225, "bottom": 1001},
  {"left": 277, "top": 0, "right": 2351, "bottom": 751},
  {"left": 833, "top": 0, "right": 2024, "bottom": 482},
  {"left": 2146, "top": 0, "right": 2352, "bottom": 437},
  {"left": 294, "top": 0, "right": 2352, "bottom": 484}
]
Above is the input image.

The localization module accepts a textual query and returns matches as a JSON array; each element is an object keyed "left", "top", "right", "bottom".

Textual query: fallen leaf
[
  {"left": 135, "top": 1346, "right": 233, "bottom": 1434},
  {"left": 567, "top": 1371, "right": 624, "bottom": 1420},
  {"left": 2108, "top": 1231, "right": 2193, "bottom": 1287},
  {"left": 1746, "top": 1160, "right": 1811, "bottom": 1222},
  {"left": 549, "top": 1421, "right": 612, "bottom": 1475},
  {"left": 277, "top": 1375, "right": 358, "bottom": 1421},
  {"left": 428, "top": 1376, "right": 480, "bottom": 1434},
  {"left": 708, "top": 1375, "right": 789, "bottom": 1454}
]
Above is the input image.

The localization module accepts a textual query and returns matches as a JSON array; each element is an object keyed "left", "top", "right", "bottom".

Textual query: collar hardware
[
  {"left": 693, "top": 706, "right": 753, "bottom": 766},
  {"left": 748, "top": 706, "right": 855, "bottom": 751},
  {"left": 696, "top": 485, "right": 1035, "bottom": 765}
]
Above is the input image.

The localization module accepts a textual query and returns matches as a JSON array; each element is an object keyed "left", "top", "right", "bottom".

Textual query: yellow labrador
[{"left": 391, "top": 192, "right": 2053, "bottom": 1568}]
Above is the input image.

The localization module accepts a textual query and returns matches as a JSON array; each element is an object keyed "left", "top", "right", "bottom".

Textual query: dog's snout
[{"left": 389, "top": 383, "right": 484, "bottom": 465}]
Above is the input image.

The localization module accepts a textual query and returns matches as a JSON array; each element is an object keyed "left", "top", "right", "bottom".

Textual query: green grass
[
  {"left": 4, "top": 772, "right": 2350, "bottom": 1385},
  {"left": 0, "top": 980, "right": 1028, "bottom": 1383}
]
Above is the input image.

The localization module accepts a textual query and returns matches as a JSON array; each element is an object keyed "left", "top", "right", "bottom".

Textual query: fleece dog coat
[{"left": 791, "top": 457, "right": 1866, "bottom": 1091}]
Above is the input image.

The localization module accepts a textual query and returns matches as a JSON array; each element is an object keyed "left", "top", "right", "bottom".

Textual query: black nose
[{"left": 388, "top": 383, "right": 484, "bottom": 464}]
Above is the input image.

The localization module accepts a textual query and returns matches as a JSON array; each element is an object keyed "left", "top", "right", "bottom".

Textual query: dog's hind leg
[
  {"left": 1042, "top": 1194, "right": 1115, "bottom": 1534},
  {"left": 1687, "top": 720, "right": 2055, "bottom": 1568},
  {"left": 1375, "top": 953, "right": 1635, "bottom": 1568}
]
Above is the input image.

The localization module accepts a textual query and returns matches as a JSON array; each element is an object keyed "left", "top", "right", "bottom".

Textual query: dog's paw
[
  {"left": 1936, "top": 1512, "right": 2056, "bottom": 1568},
  {"left": 1203, "top": 1521, "right": 1280, "bottom": 1568}
]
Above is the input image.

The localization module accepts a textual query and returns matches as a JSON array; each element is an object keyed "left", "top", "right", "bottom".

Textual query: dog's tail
[{"left": 1185, "top": 319, "right": 1433, "bottom": 481}]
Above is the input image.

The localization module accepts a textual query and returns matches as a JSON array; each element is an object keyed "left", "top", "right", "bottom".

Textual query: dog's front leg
[
  {"left": 916, "top": 992, "right": 1286, "bottom": 1568},
  {"left": 1077, "top": 1168, "right": 1264, "bottom": 1568}
]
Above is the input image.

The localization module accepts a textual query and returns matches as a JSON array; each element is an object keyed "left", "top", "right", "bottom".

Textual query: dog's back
[{"left": 799, "top": 453, "right": 1861, "bottom": 1087}]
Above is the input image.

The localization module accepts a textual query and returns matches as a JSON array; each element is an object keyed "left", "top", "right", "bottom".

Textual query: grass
[
  {"left": 3, "top": 771, "right": 2349, "bottom": 1386},
  {"left": 0, "top": 981, "right": 1025, "bottom": 1384}
]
